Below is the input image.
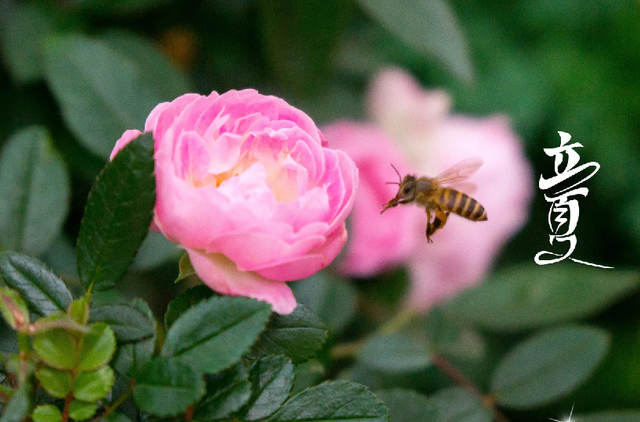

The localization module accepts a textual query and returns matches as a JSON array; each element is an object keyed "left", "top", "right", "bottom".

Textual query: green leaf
[
  {"left": 164, "top": 284, "right": 214, "bottom": 328},
  {"left": 355, "top": 0, "right": 472, "bottom": 81},
  {"left": 0, "top": 126, "right": 70, "bottom": 256},
  {"left": 427, "top": 387, "right": 492, "bottom": 422},
  {"left": 161, "top": 296, "right": 271, "bottom": 374},
  {"left": 268, "top": 380, "right": 388, "bottom": 422},
  {"left": 442, "top": 265, "right": 640, "bottom": 331},
  {"left": 33, "top": 328, "right": 78, "bottom": 370},
  {"left": 76, "top": 133, "right": 155, "bottom": 292},
  {"left": 68, "top": 400, "right": 97, "bottom": 421},
  {"left": 0, "top": 252, "right": 72, "bottom": 317},
  {"left": 490, "top": 325, "right": 610, "bottom": 408},
  {"left": 358, "top": 332, "right": 431, "bottom": 372},
  {"left": 0, "top": 287, "right": 30, "bottom": 329},
  {"left": 375, "top": 389, "right": 437, "bottom": 422},
  {"left": 133, "top": 357, "right": 206, "bottom": 417},
  {"left": 175, "top": 253, "right": 196, "bottom": 283},
  {"left": 194, "top": 363, "right": 251, "bottom": 421},
  {"left": 425, "top": 309, "right": 486, "bottom": 362},
  {"left": 89, "top": 289, "right": 128, "bottom": 307},
  {"left": 73, "top": 366, "right": 115, "bottom": 402},
  {"left": 576, "top": 411, "right": 640, "bottom": 422},
  {"left": 0, "top": 382, "right": 32, "bottom": 422},
  {"left": 35, "top": 366, "right": 73, "bottom": 398},
  {"left": 43, "top": 34, "right": 165, "bottom": 158},
  {"left": 97, "top": 30, "right": 191, "bottom": 100},
  {"left": 105, "top": 414, "right": 132, "bottom": 422},
  {"left": 292, "top": 272, "right": 356, "bottom": 333},
  {"left": 0, "top": 3, "right": 57, "bottom": 83},
  {"left": 32, "top": 404, "right": 62, "bottom": 422},
  {"left": 89, "top": 300, "right": 155, "bottom": 343},
  {"left": 250, "top": 304, "right": 327, "bottom": 364},
  {"left": 78, "top": 322, "right": 116, "bottom": 371},
  {"left": 99, "top": 299, "right": 157, "bottom": 376},
  {"left": 112, "top": 336, "right": 155, "bottom": 377},
  {"left": 68, "top": 298, "right": 90, "bottom": 325},
  {"left": 243, "top": 356, "right": 294, "bottom": 421}
]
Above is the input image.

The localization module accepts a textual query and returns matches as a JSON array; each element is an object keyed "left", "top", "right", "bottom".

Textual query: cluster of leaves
[
  {"left": 332, "top": 264, "right": 640, "bottom": 422},
  {"left": 0, "top": 282, "right": 115, "bottom": 422},
  {"left": 0, "top": 134, "right": 388, "bottom": 422}
]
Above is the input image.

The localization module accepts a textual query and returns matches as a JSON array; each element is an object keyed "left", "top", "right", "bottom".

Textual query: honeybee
[{"left": 381, "top": 157, "right": 488, "bottom": 243}]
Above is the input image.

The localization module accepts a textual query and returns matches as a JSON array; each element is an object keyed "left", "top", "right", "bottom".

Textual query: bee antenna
[{"left": 390, "top": 163, "right": 402, "bottom": 183}]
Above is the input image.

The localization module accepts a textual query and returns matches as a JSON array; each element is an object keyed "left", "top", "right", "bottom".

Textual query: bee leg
[
  {"left": 425, "top": 209, "right": 433, "bottom": 243},
  {"left": 427, "top": 209, "right": 449, "bottom": 242},
  {"left": 435, "top": 210, "right": 450, "bottom": 231}
]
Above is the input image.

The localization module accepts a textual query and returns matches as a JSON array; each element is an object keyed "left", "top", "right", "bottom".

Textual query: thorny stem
[
  {"left": 185, "top": 404, "right": 195, "bottom": 421},
  {"left": 431, "top": 354, "right": 510, "bottom": 422},
  {"left": 62, "top": 392, "right": 73, "bottom": 422},
  {"left": 430, "top": 354, "right": 482, "bottom": 396},
  {"left": 15, "top": 333, "right": 32, "bottom": 386},
  {"left": 89, "top": 379, "right": 136, "bottom": 422}
]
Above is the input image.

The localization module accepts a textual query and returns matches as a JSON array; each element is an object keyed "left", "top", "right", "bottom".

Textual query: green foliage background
[{"left": 1, "top": 1, "right": 640, "bottom": 421}]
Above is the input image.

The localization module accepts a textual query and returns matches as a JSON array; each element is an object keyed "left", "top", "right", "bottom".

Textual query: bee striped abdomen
[{"left": 440, "top": 189, "right": 487, "bottom": 221}]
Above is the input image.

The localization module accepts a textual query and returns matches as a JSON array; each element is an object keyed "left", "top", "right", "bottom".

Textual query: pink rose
[
  {"left": 111, "top": 90, "right": 358, "bottom": 314},
  {"left": 324, "top": 68, "right": 533, "bottom": 311}
]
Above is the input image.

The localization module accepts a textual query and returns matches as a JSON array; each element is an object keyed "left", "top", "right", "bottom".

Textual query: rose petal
[
  {"left": 187, "top": 248, "right": 297, "bottom": 314},
  {"left": 255, "top": 224, "right": 348, "bottom": 281},
  {"left": 110, "top": 129, "right": 142, "bottom": 161}
]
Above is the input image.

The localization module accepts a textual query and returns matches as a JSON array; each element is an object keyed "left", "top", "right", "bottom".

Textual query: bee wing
[
  {"left": 452, "top": 181, "right": 477, "bottom": 195},
  {"left": 434, "top": 157, "right": 483, "bottom": 186}
]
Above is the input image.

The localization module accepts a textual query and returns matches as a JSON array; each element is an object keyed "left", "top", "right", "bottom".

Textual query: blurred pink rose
[
  {"left": 321, "top": 122, "right": 421, "bottom": 277},
  {"left": 324, "top": 68, "right": 533, "bottom": 311},
  {"left": 111, "top": 89, "right": 358, "bottom": 314}
]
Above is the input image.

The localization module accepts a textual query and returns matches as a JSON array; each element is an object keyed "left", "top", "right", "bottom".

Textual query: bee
[{"left": 381, "top": 157, "right": 488, "bottom": 243}]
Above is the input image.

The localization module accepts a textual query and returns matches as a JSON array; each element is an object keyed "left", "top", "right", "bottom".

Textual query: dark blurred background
[{"left": 1, "top": 1, "right": 639, "bottom": 420}]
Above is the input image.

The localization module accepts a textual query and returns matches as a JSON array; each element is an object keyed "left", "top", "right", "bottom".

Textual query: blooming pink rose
[
  {"left": 324, "top": 68, "right": 533, "bottom": 311},
  {"left": 111, "top": 90, "right": 358, "bottom": 314},
  {"left": 321, "top": 122, "right": 421, "bottom": 277}
]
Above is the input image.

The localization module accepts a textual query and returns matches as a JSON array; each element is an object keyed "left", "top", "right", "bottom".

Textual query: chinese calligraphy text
[{"left": 535, "top": 131, "right": 613, "bottom": 268}]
